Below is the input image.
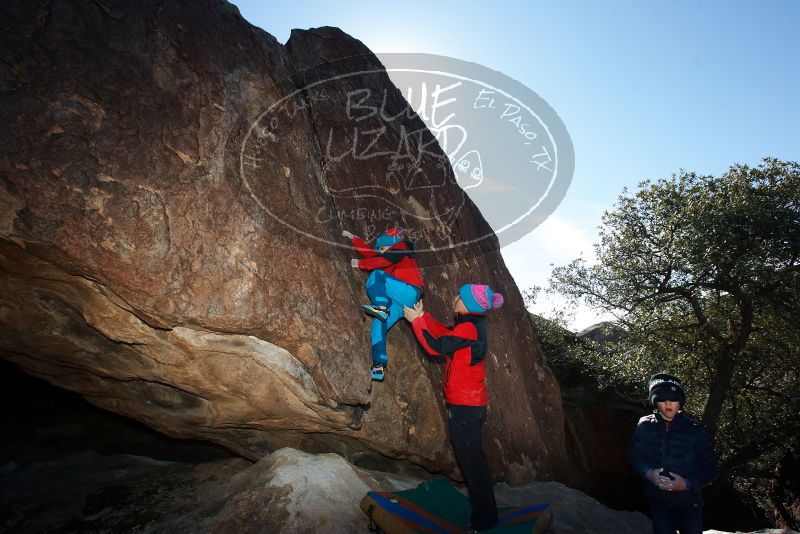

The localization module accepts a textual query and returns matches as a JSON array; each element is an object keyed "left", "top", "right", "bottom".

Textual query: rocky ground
[
  {"left": 0, "top": 364, "right": 649, "bottom": 532},
  {"left": 2, "top": 445, "right": 654, "bottom": 533},
  {"left": 6, "top": 443, "right": 794, "bottom": 533}
]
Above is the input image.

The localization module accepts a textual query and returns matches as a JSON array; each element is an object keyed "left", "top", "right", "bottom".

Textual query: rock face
[
  {"left": 210, "top": 448, "right": 395, "bottom": 534},
  {"left": 0, "top": 0, "right": 566, "bottom": 481},
  {"left": 560, "top": 380, "right": 647, "bottom": 512}
]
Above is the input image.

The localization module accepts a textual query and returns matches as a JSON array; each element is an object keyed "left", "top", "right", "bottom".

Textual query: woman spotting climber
[
  {"left": 403, "top": 284, "right": 504, "bottom": 532},
  {"left": 344, "top": 227, "right": 424, "bottom": 381}
]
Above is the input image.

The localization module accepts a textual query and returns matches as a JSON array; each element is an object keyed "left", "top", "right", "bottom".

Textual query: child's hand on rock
[{"left": 342, "top": 230, "right": 355, "bottom": 239}]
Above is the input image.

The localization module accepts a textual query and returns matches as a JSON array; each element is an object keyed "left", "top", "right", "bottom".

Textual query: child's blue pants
[{"left": 365, "top": 270, "right": 421, "bottom": 367}]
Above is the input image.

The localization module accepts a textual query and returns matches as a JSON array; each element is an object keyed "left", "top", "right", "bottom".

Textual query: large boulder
[{"left": 0, "top": 0, "right": 566, "bottom": 481}]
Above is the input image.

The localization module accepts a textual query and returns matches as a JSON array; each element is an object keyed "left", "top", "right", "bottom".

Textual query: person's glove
[
  {"left": 342, "top": 230, "right": 355, "bottom": 239},
  {"left": 351, "top": 259, "right": 360, "bottom": 268}
]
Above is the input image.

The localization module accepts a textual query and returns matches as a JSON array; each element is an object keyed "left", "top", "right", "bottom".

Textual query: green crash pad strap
[{"left": 368, "top": 491, "right": 463, "bottom": 534}]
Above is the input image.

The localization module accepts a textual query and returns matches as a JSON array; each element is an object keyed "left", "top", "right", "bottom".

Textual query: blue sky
[{"left": 230, "top": 0, "right": 800, "bottom": 328}]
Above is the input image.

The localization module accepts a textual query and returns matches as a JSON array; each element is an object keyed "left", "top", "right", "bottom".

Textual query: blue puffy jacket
[{"left": 629, "top": 411, "right": 719, "bottom": 506}]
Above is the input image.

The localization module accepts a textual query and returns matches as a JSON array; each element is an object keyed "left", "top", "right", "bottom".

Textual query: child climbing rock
[
  {"left": 344, "top": 227, "right": 424, "bottom": 382},
  {"left": 403, "top": 284, "right": 504, "bottom": 532}
]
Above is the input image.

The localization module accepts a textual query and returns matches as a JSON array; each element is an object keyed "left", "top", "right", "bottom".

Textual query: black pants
[
  {"left": 447, "top": 404, "right": 498, "bottom": 531},
  {"left": 648, "top": 499, "right": 702, "bottom": 534}
]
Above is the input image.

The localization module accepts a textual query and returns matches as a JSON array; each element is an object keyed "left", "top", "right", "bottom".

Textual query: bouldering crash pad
[{"left": 360, "top": 478, "right": 553, "bottom": 533}]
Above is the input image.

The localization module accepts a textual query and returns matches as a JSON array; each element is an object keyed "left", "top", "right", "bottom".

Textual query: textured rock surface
[
  {"left": 0, "top": 0, "right": 566, "bottom": 480},
  {"left": 495, "top": 480, "right": 652, "bottom": 534},
  {"left": 558, "top": 370, "right": 647, "bottom": 512},
  {"left": 222, "top": 449, "right": 653, "bottom": 534},
  {"left": 1, "top": 452, "right": 252, "bottom": 532},
  {"left": 562, "top": 400, "right": 645, "bottom": 511},
  {"left": 2, "top": 449, "right": 406, "bottom": 533},
  {"left": 4, "top": 444, "right": 655, "bottom": 534},
  {"left": 209, "top": 448, "right": 404, "bottom": 534}
]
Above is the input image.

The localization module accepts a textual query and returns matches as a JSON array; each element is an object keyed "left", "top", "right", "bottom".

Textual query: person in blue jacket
[{"left": 629, "top": 373, "right": 719, "bottom": 534}]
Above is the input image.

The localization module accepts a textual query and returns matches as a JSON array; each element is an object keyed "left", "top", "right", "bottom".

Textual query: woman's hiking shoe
[
  {"left": 370, "top": 365, "right": 385, "bottom": 382},
  {"left": 362, "top": 304, "right": 389, "bottom": 321}
]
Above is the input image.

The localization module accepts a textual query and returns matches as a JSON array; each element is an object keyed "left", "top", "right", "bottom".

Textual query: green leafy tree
[
  {"left": 551, "top": 158, "right": 799, "bottom": 437},
  {"left": 549, "top": 159, "right": 800, "bottom": 516}
]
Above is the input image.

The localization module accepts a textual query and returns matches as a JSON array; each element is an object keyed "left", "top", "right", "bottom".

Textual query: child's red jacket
[
  {"left": 411, "top": 312, "right": 488, "bottom": 406},
  {"left": 352, "top": 236, "right": 424, "bottom": 288}
]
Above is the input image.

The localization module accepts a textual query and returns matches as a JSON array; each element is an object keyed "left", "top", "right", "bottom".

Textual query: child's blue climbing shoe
[
  {"left": 371, "top": 365, "right": 385, "bottom": 382},
  {"left": 362, "top": 304, "right": 389, "bottom": 321}
]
